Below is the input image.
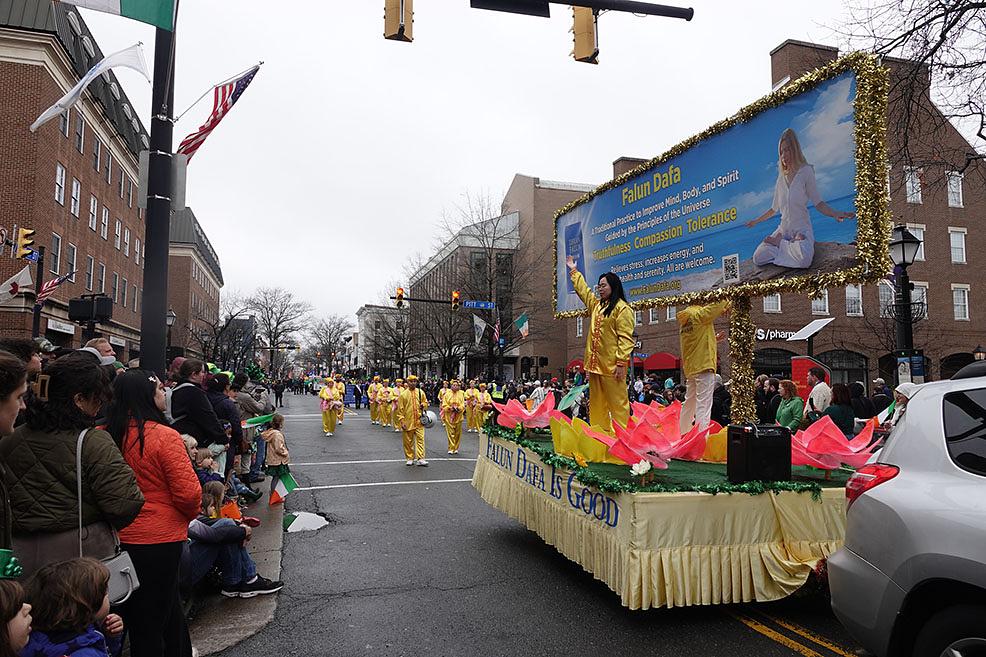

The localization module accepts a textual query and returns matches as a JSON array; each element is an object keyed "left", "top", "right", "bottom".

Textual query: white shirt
[
  {"left": 771, "top": 164, "right": 823, "bottom": 242},
  {"left": 805, "top": 381, "right": 832, "bottom": 416}
]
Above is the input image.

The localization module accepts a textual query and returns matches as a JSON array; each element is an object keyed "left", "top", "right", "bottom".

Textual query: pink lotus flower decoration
[
  {"left": 493, "top": 394, "right": 555, "bottom": 429},
  {"left": 790, "top": 415, "right": 879, "bottom": 470}
]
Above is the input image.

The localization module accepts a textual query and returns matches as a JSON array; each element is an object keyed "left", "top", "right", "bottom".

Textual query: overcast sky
[{"left": 82, "top": 0, "right": 850, "bottom": 321}]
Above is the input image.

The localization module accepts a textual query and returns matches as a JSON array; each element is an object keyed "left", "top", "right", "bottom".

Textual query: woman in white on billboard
[{"left": 745, "top": 128, "right": 854, "bottom": 269}]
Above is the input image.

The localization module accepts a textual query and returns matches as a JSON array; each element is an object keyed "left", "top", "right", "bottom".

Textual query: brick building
[
  {"left": 167, "top": 208, "right": 223, "bottom": 360},
  {"left": 566, "top": 40, "right": 986, "bottom": 386},
  {"left": 0, "top": 0, "right": 148, "bottom": 360}
]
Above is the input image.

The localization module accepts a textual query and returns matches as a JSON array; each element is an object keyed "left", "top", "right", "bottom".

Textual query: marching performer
[
  {"left": 391, "top": 379, "right": 403, "bottom": 432},
  {"left": 318, "top": 376, "right": 342, "bottom": 436},
  {"left": 678, "top": 302, "right": 731, "bottom": 434},
  {"left": 378, "top": 379, "right": 392, "bottom": 427},
  {"left": 442, "top": 380, "right": 465, "bottom": 454},
  {"left": 476, "top": 382, "right": 493, "bottom": 430},
  {"left": 566, "top": 256, "right": 635, "bottom": 432},
  {"left": 368, "top": 375, "right": 381, "bottom": 424},
  {"left": 464, "top": 380, "right": 478, "bottom": 433},
  {"left": 335, "top": 373, "right": 346, "bottom": 423},
  {"left": 397, "top": 375, "right": 429, "bottom": 466}
]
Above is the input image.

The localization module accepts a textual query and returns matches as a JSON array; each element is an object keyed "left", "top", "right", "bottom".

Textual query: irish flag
[
  {"left": 58, "top": 0, "right": 177, "bottom": 30},
  {"left": 269, "top": 472, "right": 297, "bottom": 506},
  {"left": 242, "top": 413, "right": 275, "bottom": 429}
]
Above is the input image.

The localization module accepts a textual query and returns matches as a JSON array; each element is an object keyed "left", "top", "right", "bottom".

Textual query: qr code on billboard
[{"left": 722, "top": 254, "right": 740, "bottom": 284}]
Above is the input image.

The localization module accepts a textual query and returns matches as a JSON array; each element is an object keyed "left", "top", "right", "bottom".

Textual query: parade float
[{"left": 472, "top": 51, "right": 892, "bottom": 610}]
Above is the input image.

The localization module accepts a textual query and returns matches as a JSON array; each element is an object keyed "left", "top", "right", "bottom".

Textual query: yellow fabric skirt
[{"left": 472, "top": 434, "right": 845, "bottom": 610}]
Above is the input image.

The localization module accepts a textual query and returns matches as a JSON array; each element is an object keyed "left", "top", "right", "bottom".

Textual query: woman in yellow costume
[
  {"left": 318, "top": 376, "right": 343, "bottom": 436},
  {"left": 442, "top": 380, "right": 465, "bottom": 454},
  {"left": 474, "top": 383, "right": 493, "bottom": 431},
  {"left": 390, "top": 379, "right": 403, "bottom": 432},
  {"left": 368, "top": 375, "right": 382, "bottom": 425},
  {"left": 396, "top": 375, "right": 429, "bottom": 466},
  {"left": 377, "top": 379, "right": 392, "bottom": 427},
  {"left": 334, "top": 374, "right": 346, "bottom": 423},
  {"left": 463, "top": 381, "right": 479, "bottom": 433},
  {"left": 566, "top": 256, "right": 635, "bottom": 432}
]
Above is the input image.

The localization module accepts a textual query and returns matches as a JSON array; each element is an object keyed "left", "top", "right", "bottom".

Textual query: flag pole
[
  {"left": 31, "top": 247, "right": 46, "bottom": 338},
  {"left": 174, "top": 61, "right": 263, "bottom": 123}
]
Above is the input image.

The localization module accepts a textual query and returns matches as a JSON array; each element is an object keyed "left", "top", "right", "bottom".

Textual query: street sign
[
  {"left": 499, "top": 337, "right": 506, "bottom": 348},
  {"left": 23, "top": 251, "right": 39, "bottom": 262},
  {"left": 463, "top": 300, "right": 496, "bottom": 310}
]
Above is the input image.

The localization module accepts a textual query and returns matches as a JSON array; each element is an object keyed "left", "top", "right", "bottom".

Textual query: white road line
[
  {"left": 296, "top": 478, "right": 472, "bottom": 491},
  {"left": 282, "top": 413, "right": 364, "bottom": 418},
  {"left": 293, "top": 458, "right": 476, "bottom": 466}
]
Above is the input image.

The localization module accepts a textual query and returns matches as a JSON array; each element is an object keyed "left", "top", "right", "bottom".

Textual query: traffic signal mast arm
[{"left": 389, "top": 295, "right": 463, "bottom": 304}]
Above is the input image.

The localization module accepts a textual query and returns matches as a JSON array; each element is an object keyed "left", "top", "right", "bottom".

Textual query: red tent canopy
[
  {"left": 633, "top": 355, "right": 645, "bottom": 366},
  {"left": 642, "top": 352, "right": 681, "bottom": 371},
  {"left": 566, "top": 358, "right": 584, "bottom": 371}
]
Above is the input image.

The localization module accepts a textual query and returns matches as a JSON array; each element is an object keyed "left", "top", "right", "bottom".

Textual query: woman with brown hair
[
  {"left": 0, "top": 579, "right": 31, "bottom": 657},
  {"left": 774, "top": 379, "right": 805, "bottom": 432}
]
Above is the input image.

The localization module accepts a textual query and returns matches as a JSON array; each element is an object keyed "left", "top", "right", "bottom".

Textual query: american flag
[
  {"left": 492, "top": 320, "right": 500, "bottom": 342},
  {"left": 177, "top": 65, "right": 260, "bottom": 161},
  {"left": 35, "top": 270, "right": 76, "bottom": 307}
]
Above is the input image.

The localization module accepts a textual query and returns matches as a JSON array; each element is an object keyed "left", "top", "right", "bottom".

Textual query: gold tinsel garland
[
  {"left": 552, "top": 51, "right": 892, "bottom": 319},
  {"left": 728, "top": 297, "right": 757, "bottom": 424}
]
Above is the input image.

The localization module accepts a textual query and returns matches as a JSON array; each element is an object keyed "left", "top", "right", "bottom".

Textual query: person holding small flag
[{"left": 261, "top": 414, "right": 291, "bottom": 500}]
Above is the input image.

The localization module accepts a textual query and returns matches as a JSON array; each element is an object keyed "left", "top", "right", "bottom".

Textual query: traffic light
[
  {"left": 15, "top": 228, "right": 35, "bottom": 260},
  {"left": 451, "top": 290, "right": 460, "bottom": 311},
  {"left": 396, "top": 287, "right": 405, "bottom": 308},
  {"left": 384, "top": 0, "right": 413, "bottom": 42},
  {"left": 571, "top": 7, "right": 598, "bottom": 64}
]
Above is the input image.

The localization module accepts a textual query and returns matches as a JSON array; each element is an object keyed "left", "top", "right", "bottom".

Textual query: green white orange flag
[
  {"left": 269, "top": 472, "right": 297, "bottom": 506},
  {"left": 514, "top": 313, "right": 529, "bottom": 338},
  {"left": 241, "top": 413, "right": 275, "bottom": 428},
  {"left": 57, "top": 0, "right": 177, "bottom": 30},
  {"left": 876, "top": 400, "right": 896, "bottom": 425}
]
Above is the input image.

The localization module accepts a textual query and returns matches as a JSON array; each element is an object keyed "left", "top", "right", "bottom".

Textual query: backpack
[{"left": 164, "top": 382, "right": 196, "bottom": 424}]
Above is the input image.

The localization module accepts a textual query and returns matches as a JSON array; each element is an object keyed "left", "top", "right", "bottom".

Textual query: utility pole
[
  {"left": 30, "top": 246, "right": 45, "bottom": 338},
  {"left": 139, "top": 26, "right": 176, "bottom": 375}
]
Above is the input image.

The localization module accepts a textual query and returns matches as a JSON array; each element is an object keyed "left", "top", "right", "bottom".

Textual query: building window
[
  {"left": 763, "top": 294, "right": 781, "bottom": 314},
  {"left": 50, "top": 233, "right": 61, "bottom": 274},
  {"left": 904, "top": 166, "right": 922, "bottom": 204},
  {"left": 811, "top": 290, "right": 829, "bottom": 315},
  {"left": 59, "top": 110, "right": 69, "bottom": 137},
  {"left": 74, "top": 113, "right": 85, "bottom": 152},
  {"left": 667, "top": 306, "right": 677, "bottom": 321},
  {"left": 649, "top": 308, "right": 659, "bottom": 324},
  {"left": 634, "top": 310, "right": 643, "bottom": 325},
  {"left": 114, "top": 220, "right": 121, "bottom": 249},
  {"left": 104, "top": 152, "right": 112, "bottom": 184},
  {"left": 92, "top": 138, "right": 101, "bottom": 171},
  {"left": 135, "top": 238, "right": 141, "bottom": 265},
  {"left": 123, "top": 228, "right": 130, "bottom": 256},
  {"left": 576, "top": 316, "right": 583, "bottom": 337},
  {"left": 111, "top": 273, "right": 118, "bottom": 303},
  {"left": 88, "top": 195, "right": 98, "bottom": 230},
  {"left": 70, "top": 179, "right": 81, "bottom": 217},
  {"left": 953, "top": 284, "right": 970, "bottom": 321},
  {"left": 879, "top": 282, "right": 894, "bottom": 318},
  {"left": 55, "top": 164, "right": 66, "bottom": 205},
  {"left": 913, "top": 282, "right": 929, "bottom": 319},
  {"left": 127, "top": 178, "right": 134, "bottom": 208},
  {"left": 66, "top": 243, "right": 76, "bottom": 282},
  {"left": 85, "top": 256, "right": 94, "bottom": 291},
  {"left": 947, "top": 171, "right": 964, "bottom": 208},
  {"left": 949, "top": 228, "right": 967, "bottom": 264},
  {"left": 132, "top": 285, "right": 138, "bottom": 312},
  {"left": 846, "top": 284, "right": 863, "bottom": 316},
  {"left": 118, "top": 168, "right": 125, "bottom": 198},
  {"left": 121, "top": 278, "right": 128, "bottom": 307},
  {"left": 100, "top": 208, "right": 109, "bottom": 239},
  {"left": 97, "top": 263, "right": 105, "bottom": 294},
  {"left": 906, "top": 224, "right": 925, "bottom": 261}
]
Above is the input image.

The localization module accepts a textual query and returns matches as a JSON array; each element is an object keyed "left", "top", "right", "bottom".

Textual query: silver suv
[{"left": 828, "top": 365, "right": 986, "bottom": 657}]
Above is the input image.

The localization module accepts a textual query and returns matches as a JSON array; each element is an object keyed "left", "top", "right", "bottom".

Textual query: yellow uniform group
[{"left": 441, "top": 381, "right": 466, "bottom": 454}]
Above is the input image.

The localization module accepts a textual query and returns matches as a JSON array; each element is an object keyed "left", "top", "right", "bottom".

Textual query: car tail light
[{"left": 846, "top": 464, "right": 899, "bottom": 510}]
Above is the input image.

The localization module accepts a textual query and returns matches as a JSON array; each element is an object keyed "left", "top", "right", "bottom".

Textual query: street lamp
[
  {"left": 888, "top": 225, "right": 922, "bottom": 354},
  {"left": 165, "top": 308, "right": 177, "bottom": 361},
  {"left": 974, "top": 345, "right": 986, "bottom": 362}
]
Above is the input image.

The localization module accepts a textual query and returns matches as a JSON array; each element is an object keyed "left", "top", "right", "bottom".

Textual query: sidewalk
[{"left": 189, "top": 495, "right": 284, "bottom": 656}]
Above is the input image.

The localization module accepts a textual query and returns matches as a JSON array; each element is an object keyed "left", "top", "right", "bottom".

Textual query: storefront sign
[
  {"left": 756, "top": 328, "right": 797, "bottom": 341},
  {"left": 46, "top": 319, "right": 75, "bottom": 335},
  {"left": 108, "top": 336, "right": 126, "bottom": 347}
]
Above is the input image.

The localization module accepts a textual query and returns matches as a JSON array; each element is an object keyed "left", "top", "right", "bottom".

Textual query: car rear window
[{"left": 942, "top": 388, "right": 986, "bottom": 477}]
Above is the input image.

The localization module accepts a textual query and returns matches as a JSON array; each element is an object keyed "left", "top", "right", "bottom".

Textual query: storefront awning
[
  {"left": 566, "top": 358, "right": 583, "bottom": 370},
  {"left": 642, "top": 352, "right": 680, "bottom": 371}
]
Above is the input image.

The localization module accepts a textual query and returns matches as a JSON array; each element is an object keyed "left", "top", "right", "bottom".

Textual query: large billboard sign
[{"left": 554, "top": 53, "right": 890, "bottom": 316}]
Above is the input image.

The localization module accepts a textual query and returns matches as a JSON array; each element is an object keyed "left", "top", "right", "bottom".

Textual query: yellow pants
[
  {"left": 391, "top": 404, "right": 400, "bottom": 429},
  {"left": 445, "top": 416, "right": 463, "bottom": 452},
  {"left": 588, "top": 372, "right": 630, "bottom": 433},
  {"left": 379, "top": 403, "right": 390, "bottom": 426},
  {"left": 369, "top": 402, "right": 378, "bottom": 423},
  {"left": 321, "top": 409, "right": 338, "bottom": 434},
  {"left": 338, "top": 405, "right": 344, "bottom": 422},
  {"left": 402, "top": 427, "right": 426, "bottom": 460},
  {"left": 465, "top": 407, "right": 475, "bottom": 430}
]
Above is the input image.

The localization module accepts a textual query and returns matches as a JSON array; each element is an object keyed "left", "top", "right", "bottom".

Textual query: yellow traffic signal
[
  {"left": 451, "top": 290, "right": 460, "bottom": 311},
  {"left": 396, "top": 287, "right": 405, "bottom": 308},
  {"left": 571, "top": 7, "right": 598, "bottom": 64},
  {"left": 15, "top": 228, "right": 35, "bottom": 260},
  {"left": 384, "top": 0, "right": 413, "bottom": 42}
]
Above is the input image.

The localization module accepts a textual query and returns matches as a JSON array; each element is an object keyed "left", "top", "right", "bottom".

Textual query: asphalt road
[{"left": 218, "top": 393, "right": 862, "bottom": 657}]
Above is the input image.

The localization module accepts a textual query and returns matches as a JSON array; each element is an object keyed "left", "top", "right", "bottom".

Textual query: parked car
[{"left": 828, "top": 362, "right": 986, "bottom": 657}]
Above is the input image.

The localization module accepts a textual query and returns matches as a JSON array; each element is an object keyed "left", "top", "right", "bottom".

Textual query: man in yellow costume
[
  {"left": 390, "top": 379, "right": 403, "bottom": 432},
  {"left": 442, "top": 379, "right": 465, "bottom": 454},
  {"left": 397, "top": 375, "right": 429, "bottom": 466},
  {"left": 566, "top": 257, "right": 636, "bottom": 432},
  {"left": 334, "top": 373, "right": 346, "bottom": 423},
  {"left": 463, "top": 381, "right": 479, "bottom": 433},
  {"left": 474, "top": 382, "right": 493, "bottom": 431},
  {"left": 677, "top": 301, "right": 730, "bottom": 434},
  {"left": 318, "top": 376, "right": 342, "bottom": 436},
  {"left": 368, "top": 375, "right": 382, "bottom": 424},
  {"left": 378, "top": 379, "right": 392, "bottom": 427}
]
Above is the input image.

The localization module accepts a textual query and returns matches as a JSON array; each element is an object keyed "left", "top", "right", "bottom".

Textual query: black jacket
[
  {"left": 206, "top": 389, "right": 243, "bottom": 455},
  {"left": 171, "top": 380, "right": 228, "bottom": 448}
]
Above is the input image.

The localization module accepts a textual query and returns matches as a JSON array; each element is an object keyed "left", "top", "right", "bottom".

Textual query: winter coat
[
  {"left": 233, "top": 389, "right": 264, "bottom": 421},
  {"left": 0, "top": 426, "right": 142, "bottom": 534},
  {"left": 170, "top": 379, "right": 227, "bottom": 449},
  {"left": 22, "top": 623, "right": 120, "bottom": 657},
  {"left": 207, "top": 389, "right": 243, "bottom": 455},
  {"left": 117, "top": 421, "right": 201, "bottom": 545},
  {"left": 261, "top": 428, "right": 289, "bottom": 466}
]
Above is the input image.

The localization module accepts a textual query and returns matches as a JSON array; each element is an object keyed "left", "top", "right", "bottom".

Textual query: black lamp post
[
  {"left": 888, "top": 225, "right": 923, "bottom": 353},
  {"left": 974, "top": 345, "right": 986, "bottom": 362},
  {"left": 165, "top": 308, "right": 177, "bottom": 362}
]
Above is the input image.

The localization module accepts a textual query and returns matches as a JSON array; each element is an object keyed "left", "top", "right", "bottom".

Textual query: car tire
[{"left": 912, "top": 604, "right": 986, "bottom": 657}]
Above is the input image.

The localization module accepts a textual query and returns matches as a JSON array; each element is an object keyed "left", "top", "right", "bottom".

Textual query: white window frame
[
  {"left": 118, "top": 168, "right": 125, "bottom": 199},
  {"left": 667, "top": 306, "right": 677, "bottom": 321},
  {"left": 114, "top": 220, "right": 122, "bottom": 249},
  {"left": 74, "top": 112, "right": 85, "bottom": 152},
  {"left": 98, "top": 263, "right": 105, "bottom": 294},
  {"left": 55, "top": 164, "right": 66, "bottom": 205},
  {"left": 66, "top": 243, "right": 76, "bottom": 282},
  {"left": 111, "top": 272, "right": 118, "bottom": 303},
  {"left": 947, "top": 171, "right": 964, "bottom": 208},
  {"left": 132, "top": 285, "right": 138, "bottom": 312},
  {"left": 649, "top": 308, "right": 659, "bottom": 324},
  {"left": 906, "top": 223, "right": 925, "bottom": 261},
  {"left": 50, "top": 233, "right": 61, "bottom": 274},
  {"left": 952, "top": 284, "right": 970, "bottom": 321},
  {"left": 100, "top": 208, "right": 109, "bottom": 239},
  {"left": 634, "top": 309, "right": 643, "bottom": 325},
  {"left": 811, "top": 290, "right": 830, "bottom": 316},
  {"left": 123, "top": 228, "right": 130, "bottom": 256},
  {"left": 845, "top": 284, "right": 863, "bottom": 317},
  {"left": 905, "top": 166, "right": 922, "bottom": 204},
  {"left": 70, "top": 178, "right": 81, "bottom": 217},
  {"left": 85, "top": 256, "right": 94, "bottom": 291},
  {"left": 59, "top": 110, "right": 70, "bottom": 137},
  {"left": 949, "top": 227, "right": 967, "bottom": 264},
  {"left": 121, "top": 277, "right": 128, "bottom": 307},
  {"left": 763, "top": 294, "right": 782, "bottom": 314},
  {"left": 135, "top": 237, "right": 141, "bottom": 265},
  {"left": 576, "top": 316, "right": 583, "bottom": 337},
  {"left": 104, "top": 152, "right": 112, "bottom": 184},
  {"left": 913, "top": 281, "right": 930, "bottom": 320},
  {"left": 92, "top": 138, "right": 101, "bottom": 172},
  {"left": 88, "top": 195, "right": 98, "bottom": 230},
  {"left": 127, "top": 178, "right": 134, "bottom": 208},
  {"left": 879, "top": 282, "right": 894, "bottom": 318}
]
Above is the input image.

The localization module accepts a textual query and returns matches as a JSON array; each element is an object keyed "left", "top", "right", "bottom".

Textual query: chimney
[
  {"left": 769, "top": 40, "right": 839, "bottom": 89},
  {"left": 613, "top": 156, "right": 648, "bottom": 179}
]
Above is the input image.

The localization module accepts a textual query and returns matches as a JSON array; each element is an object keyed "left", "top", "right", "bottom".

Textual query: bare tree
[
  {"left": 245, "top": 287, "right": 312, "bottom": 375},
  {"left": 183, "top": 292, "right": 255, "bottom": 370},
  {"left": 300, "top": 315, "right": 355, "bottom": 371},
  {"left": 365, "top": 306, "right": 414, "bottom": 379}
]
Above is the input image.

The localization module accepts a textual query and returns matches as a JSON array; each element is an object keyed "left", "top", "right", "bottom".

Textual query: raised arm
[{"left": 567, "top": 256, "right": 598, "bottom": 313}]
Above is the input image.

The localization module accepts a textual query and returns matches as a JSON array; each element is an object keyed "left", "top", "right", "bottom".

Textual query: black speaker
[{"left": 727, "top": 424, "right": 792, "bottom": 484}]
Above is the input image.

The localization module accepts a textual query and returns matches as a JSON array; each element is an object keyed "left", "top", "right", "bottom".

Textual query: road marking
[
  {"left": 726, "top": 611, "right": 826, "bottom": 657},
  {"left": 756, "top": 613, "right": 857, "bottom": 657},
  {"left": 296, "top": 478, "right": 472, "bottom": 491},
  {"left": 282, "top": 413, "right": 364, "bottom": 418},
  {"left": 293, "top": 458, "right": 477, "bottom": 466}
]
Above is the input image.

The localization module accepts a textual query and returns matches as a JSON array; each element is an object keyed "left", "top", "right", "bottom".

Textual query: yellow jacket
[
  {"left": 367, "top": 382, "right": 379, "bottom": 402},
  {"left": 464, "top": 388, "right": 479, "bottom": 406},
  {"left": 335, "top": 381, "right": 345, "bottom": 398},
  {"left": 396, "top": 387, "right": 429, "bottom": 430},
  {"left": 442, "top": 390, "right": 465, "bottom": 417},
  {"left": 319, "top": 384, "right": 339, "bottom": 403},
  {"left": 390, "top": 386, "right": 401, "bottom": 403},
  {"left": 571, "top": 270, "right": 636, "bottom": 376},
  {"left": 677, "top": 301, "right": 730, "bottom": 378},
  {"left": 477, "top": 391, "right": 493, "bottom": 408}
]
